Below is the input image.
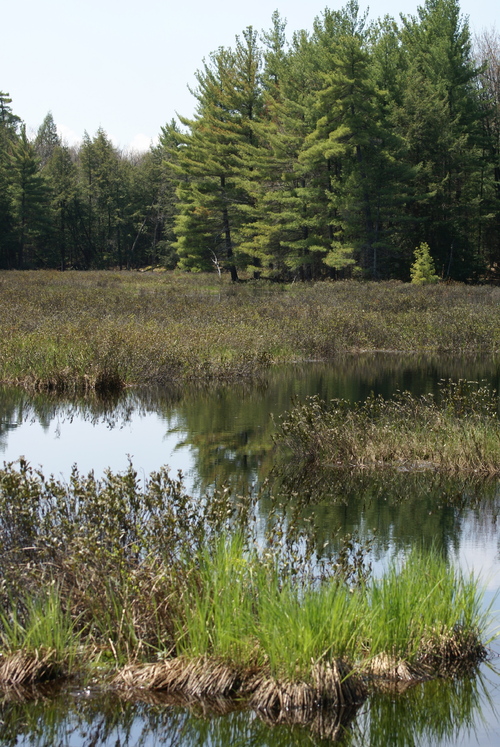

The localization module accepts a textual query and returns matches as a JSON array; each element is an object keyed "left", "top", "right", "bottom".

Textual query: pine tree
[
  {"left": 77, "top": 129, "right": 130, "bottom": 267},
  {"left": 8, "top": 125, "right": 52, "bottom": 268},
  {"left": 168, "top": 28, "right": 263, "bottom": 280},
  {"left": 410, "top": 242, "right": 440, "bottom": 283},
  {"left": 239, "top": 13, "right": 320, "bottom": 278},
  {"left": 299, "top": 1, "right": 402, "bottom": 277},
  {"left": 474, "top": 29, "right": 500, "bottom": 276},
  {"left": 0, "top": 92, "right": 21, "bottom": 267},
  {"left": 397, "top": 0, "right": 485, "bottom": 279},
  {"left": 44, "top": 143, "right": 79, "bottom": 269},
  {"left": 128, "top": 127, "right": 179, "bottom": 269},
  {"left": 34, "top": 112, "right": 61, "bottom": 167}
]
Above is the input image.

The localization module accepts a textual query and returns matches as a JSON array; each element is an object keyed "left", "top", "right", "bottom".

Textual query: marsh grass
[
  {"left": 0, "top": 460, "right": 491, "bottom": 706},
  {"left": 2, "top": 271, "right": 500, "bottom": 390},
  {"left": 114, "top": 544, "right": 488, "bottom": 712},
  {"left": 0, "top": 587, "right": 78, "bottom": 661},
  {"left": 276, "top": 379, "right": 500, "bottom": 474},
  {"left": 365, "top": 554, "right": 490, "bottom": 676}
]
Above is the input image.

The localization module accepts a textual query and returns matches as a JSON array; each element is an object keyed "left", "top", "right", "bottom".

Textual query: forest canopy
[{"left": 1, "top": 0, "right": 499, "bottom": 281}]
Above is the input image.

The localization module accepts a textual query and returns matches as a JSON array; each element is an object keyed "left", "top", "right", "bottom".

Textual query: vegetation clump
[
  {"left": 276, "top": 379, "right": 500, "bottom": 474},
  {"left": 0, "top": 460, "right": 491, "bottom": 713}
]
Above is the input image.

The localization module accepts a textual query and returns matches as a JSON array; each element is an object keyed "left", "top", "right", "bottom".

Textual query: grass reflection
[{"left": 0, "top": 671, "right": 496, "bottom": 747}]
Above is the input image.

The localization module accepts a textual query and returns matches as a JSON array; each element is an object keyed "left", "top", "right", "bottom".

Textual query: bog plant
[{"left": 2, "top": 271, "right": 500, "bottom": 392}]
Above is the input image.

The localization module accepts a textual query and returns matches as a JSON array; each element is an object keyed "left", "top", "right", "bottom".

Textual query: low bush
[{"left": 275, "top": 379, "right": 500, "bottom": 474}]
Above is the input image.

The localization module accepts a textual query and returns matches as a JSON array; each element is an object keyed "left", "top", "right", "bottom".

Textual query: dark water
[{"left": 1, "top": 353, "right": 500, "bottom": 746}]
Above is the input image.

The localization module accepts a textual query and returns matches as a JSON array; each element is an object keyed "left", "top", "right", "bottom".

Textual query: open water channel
[{"left": 1, "top": 354, "right": 500, "bottom": 746}]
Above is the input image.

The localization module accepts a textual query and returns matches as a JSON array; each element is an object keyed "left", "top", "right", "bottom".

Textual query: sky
[{"left": 1, "top": 0, "right": 497, "bottom": 153}]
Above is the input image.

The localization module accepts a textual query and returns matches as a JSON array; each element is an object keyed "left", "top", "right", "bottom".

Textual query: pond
[{"left": 1, "top": 354, "right": 500, "bottom": 746}]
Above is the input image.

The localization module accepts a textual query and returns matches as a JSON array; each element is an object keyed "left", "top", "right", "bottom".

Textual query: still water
[{"left": 1, "top": 354, "right": 500, "bottom": 746}]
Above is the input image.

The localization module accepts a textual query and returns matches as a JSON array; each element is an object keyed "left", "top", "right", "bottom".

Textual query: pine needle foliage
[{"left": 410, "top": 242, "right": 440, "bottom": 284}]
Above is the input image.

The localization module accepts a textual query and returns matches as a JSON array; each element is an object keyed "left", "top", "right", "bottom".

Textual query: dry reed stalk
[
  {"left": 0, "top": 681, "right": 64, "bottom": 703},
  {"left": 117, "top": 688, "right": 246, "bottom": 716},
  {"left": 0, "top": 650, "right": 63, "bottom": 687},
  {"left": 367, "top": 653, "right": 431, "bottom": 682},
  {"left": 259, "top": 702, "right": 361, "bottom": 741},
  {"left": 113, "top": 656, "right": 259, "bottom": 699},
  {"left": 250, "top": 660, "right": 366, "bottom": 715},
  {"left": 419, "top": 630, "right": 486, "bottom": 674},
  {"left": 114, "top": 657, "right": 366, "bottom": 714}
]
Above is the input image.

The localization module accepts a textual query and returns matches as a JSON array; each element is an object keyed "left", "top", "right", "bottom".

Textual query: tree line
[{"left": 1, "top": 0, "right": 499, "bottom": 281}]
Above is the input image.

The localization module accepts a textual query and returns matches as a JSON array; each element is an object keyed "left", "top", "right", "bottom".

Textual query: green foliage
[
  {"left": 165, "top": 28, "right": 263, "bottom": 280},
  {"left": 367, "top": 551, "right": 488, "bottom": 662},
  {"left": 0, "top": 460, "right": 489, "bottom": 682},
  {"left": 0, "top": 586, "right": 80, "bottom": 668},
  {"left": 7, "top": 126, "right": 53, "bottom": 268},
  {"left": 410, "top": 242, "right": 440, "bottom": 284},
  {"left": 2, "top": 1, "right": 500, "bottom": 278}
]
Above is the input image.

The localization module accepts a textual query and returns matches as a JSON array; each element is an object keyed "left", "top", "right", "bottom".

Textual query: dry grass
[
  {"left": 0, "top": 650, "right": 64, "bottom": 687},
  {"left": 114, "top": 657, "right": 258, "bottom": 699},
  {"left": 113, "top": 656, "right": 366, "bottom": 716},
  {"left": 249, "top": 660, "right": 366, "bottom": 714},
  {"left": 276, "top": 380, "right": 500, "bottom": 475}
]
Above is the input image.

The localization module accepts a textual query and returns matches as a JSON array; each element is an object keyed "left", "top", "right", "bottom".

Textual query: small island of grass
[{"left": 0, "top": 461, "right": 492, "bottom": 720}]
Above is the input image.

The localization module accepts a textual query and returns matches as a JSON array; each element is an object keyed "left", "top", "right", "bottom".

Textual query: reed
[
  {"left": 365, "top": 552, "right": 489, "bottom": 676},
  {"left": 0, "top": 586, "right": 79, "bottom": 684}
]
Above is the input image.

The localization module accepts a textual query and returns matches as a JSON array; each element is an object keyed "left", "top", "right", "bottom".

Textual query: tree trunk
[{"left": 221, "top": 177, "right": 238, "bottom": 281}]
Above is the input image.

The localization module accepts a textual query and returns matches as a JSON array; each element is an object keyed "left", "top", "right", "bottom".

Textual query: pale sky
[{"left": 1, "top": 1, "right": 497, "bottom": 153}]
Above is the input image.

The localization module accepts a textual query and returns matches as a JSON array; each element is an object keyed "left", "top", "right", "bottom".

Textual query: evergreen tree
[
  {"left": 7, "top": 125, "right": 52, "bottom": 268},
  {"left": 474, "top": 29, "right": 500, "bottom": 276},
  {"left": 244, "top": 16, "right": 327, "bottom": 279},
  {"left": 34, "top": 112, "right": 61, "bottom": 167},
  {"left": 124, "top": 133, "right": 179, "bottom": 269},
  {"left": 76, "top": 129, "right": 130, "bottom": 267},
  {"left": 168, "top": 27, "right": 263, "bottom": 280},
  {"left": 299, "top": 1, "right": 405, "bottom": 277},
  {"left": 397, "top": 0, "right": 485, "bottom": 279},
  {"left": 410, "top": 241, "right": 440, "bottom": 283},
  {"left": 44, "top": 143, "right": 79, "bottom": 269},
  {"left": 0, "top": 92, "right": 21, "bottom": 267}
]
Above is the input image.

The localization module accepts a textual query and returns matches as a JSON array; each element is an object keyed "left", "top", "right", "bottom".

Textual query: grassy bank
[
  {"left": 275, "top": 379, "right": 500, "bottom": 475},
  {"left": 2, "top": 271, "right": 500, "bottom": 391},
  {"left": 0, "top": 462, "right": 491, "bottom": 712}
]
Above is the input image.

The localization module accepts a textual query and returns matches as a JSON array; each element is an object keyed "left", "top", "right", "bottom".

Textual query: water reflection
[
  {"left": 2, "top": 353, "right": 500, "bottom": 490},
  {"left": 269, "top": 468, "right": 500, "bottom": 564},
  {"left": 0, "top": 669, "right": 497, "bottom": 747},
  {"left": 350, "top": 670, "right": 497, "bottom": 747}
]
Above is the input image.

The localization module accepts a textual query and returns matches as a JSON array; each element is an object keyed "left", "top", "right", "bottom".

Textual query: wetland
[
  {"left": 1, "top": 273, "right": 500, "bottom": 744},
  {"left": 1, "top": 356, "right": 500, "bottom": 745}
]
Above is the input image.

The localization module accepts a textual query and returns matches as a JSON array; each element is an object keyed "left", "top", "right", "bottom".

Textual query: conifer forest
[{"left": 1, "top": 0, "right": 499, "bottom": 282}]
